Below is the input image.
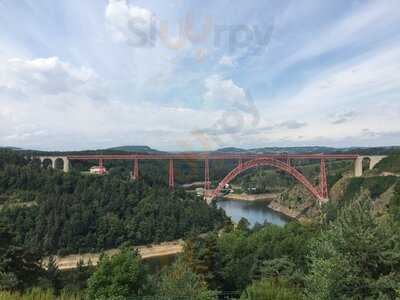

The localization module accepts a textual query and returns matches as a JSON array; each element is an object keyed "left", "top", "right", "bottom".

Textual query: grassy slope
[{"left": 374, "top": 154, "right": 400, "bottom": 174}]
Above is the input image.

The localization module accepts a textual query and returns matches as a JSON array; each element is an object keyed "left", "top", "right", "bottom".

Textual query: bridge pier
[
  {"left": 168, "top": 159, "right": 174, "bottom": 188},
  {"left": 354, "top": 157, "right": 363, "bottom": 177},
  {"left": 354, "top": 155, "right": 387, "bottom": 177},
  {"left": 319, "top": 159, "right": 328, "bottom": 199},
  {"left": 132, "top": 159, "right": 139, "bottom": 181},
  {"left": 63, "top": 158, "right": 70, "bottom": 172},
  {"left": 204, "top": 159, "right": 210, "bottom": 191},
  {"left": 52, "top": 159, "right": 57, "bottom": 169}
]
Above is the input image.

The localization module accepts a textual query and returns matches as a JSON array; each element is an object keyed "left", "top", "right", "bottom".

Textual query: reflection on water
[
  {"left": 217, "top": 199, "right": 289, "bottom": 227},
  {"left": 143, "top": 200, "right": 289, "bottom": 274}
]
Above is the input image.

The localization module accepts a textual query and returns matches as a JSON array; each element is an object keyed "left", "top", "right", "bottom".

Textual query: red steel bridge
[{"left": 51, "top": 153, "right": 362, "bottom": 205}]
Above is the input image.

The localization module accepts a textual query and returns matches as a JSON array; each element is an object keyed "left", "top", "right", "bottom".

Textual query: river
[
  {"left": 217, "top": 199, "right": 290, "bottom": 227},
  {"left": 146, "top": 199, "right": 290, "bottom": 272}
]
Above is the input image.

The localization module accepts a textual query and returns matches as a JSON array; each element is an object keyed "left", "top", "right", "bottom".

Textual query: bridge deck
[{"left": 66, "top": 153, "right": 358, "bottom": 161}]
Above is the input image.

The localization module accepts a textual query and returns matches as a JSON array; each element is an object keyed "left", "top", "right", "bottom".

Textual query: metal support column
[
  {"left": 168, "top": 159, "right": 174, "bottom": 189},
  {"left": 319, "top": 159, "right": 328, "bottom": 199}
]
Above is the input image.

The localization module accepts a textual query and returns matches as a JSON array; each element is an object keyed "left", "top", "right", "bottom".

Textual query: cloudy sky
[{"left": 0, "top": 0, "right": 399, "bottom": 151}]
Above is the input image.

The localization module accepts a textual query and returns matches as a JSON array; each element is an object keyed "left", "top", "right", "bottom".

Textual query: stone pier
[{"left": 354, "top": 155, "right": 387, "bottom": 177}]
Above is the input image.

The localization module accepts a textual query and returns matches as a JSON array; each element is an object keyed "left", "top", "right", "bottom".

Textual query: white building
[{"left": 89, "top": 166, "right": 107, "bottom": 175}]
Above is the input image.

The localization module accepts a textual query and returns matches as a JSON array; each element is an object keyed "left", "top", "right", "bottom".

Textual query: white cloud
[
  {"left": 331, "top": 111, "right": 357, "bottom": 125},
  {"left": 1, "top": 1, "right": 399, "bottom": 150},
  {"left": 0, "top": 96, "right": 223, "bottom": 150},
  {"left": 0, "top": 57, "right": 223, "bottom": 150},
  {"left": 277, "top": 120, "right": 307, "bottom": 130},
  {"left": 203, "top": 74, "right": 247, "bottom": 105},
  {"left": 246, "top": 43, "right": 400, "bottom": 146},
  {"left": 0, "top": 57, "right": 99, "bottom": 96},
  {"left": 105, "top": 0, "right": 156, "bottom": 47},
  {"left": 219, "top": 55, "right": 234, "bottom": 66}
]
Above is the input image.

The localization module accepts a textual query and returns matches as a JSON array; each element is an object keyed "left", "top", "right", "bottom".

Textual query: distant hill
[
  {"left": 13, "top": 145, "right": 164, "bottom": 156},
  {"left": 106, "top": 145, "right": 162, "bottom": 153},
  {"left": 214, "top": 146, "right": 338, "bottom": 154},
  {"left": 3, "top": 144, "right": 400, "bottom": 156},
  {"left": 0, "top": 146, "right": 23, "bottom": 151},
  {"left": 249, "top": 146, "right": 339, "bottom": 154},
  {"left": 214, "top": 146, "right": 400, "bottom": 155},
  {"left": 213, "top": 147, "right": 248, "bottom": 153}
]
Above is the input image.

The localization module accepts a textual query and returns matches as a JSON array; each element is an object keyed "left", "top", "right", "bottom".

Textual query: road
[{"left": 46, "top": 240, "right": 183, "bottom": 270}]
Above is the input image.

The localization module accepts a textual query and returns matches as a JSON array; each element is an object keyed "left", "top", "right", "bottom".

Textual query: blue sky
[{"left": 0, "top": 0, "right": 399, "bottom": 151}]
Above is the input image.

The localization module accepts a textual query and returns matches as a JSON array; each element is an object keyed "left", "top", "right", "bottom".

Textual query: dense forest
[
  {"left": 3, "top": 183, "right": 400, "bottom": 299},
  {"left": 2, "top": 149, "right": 400, "bottom": 299},
  {"left": 0, "top": 149, "right": 227, "bottom": 255}
]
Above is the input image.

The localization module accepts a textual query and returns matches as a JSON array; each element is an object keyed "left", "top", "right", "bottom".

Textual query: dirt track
[{"left": 47, "top": 241, "right": 183, "bottom": 270}]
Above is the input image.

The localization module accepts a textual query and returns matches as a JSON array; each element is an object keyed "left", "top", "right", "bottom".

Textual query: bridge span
[{"left": 34, "top": 153, "right": 387, "bottom": 205}]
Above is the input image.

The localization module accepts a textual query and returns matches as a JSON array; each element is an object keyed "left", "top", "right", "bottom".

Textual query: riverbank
[
  {"left": 267, "top": 200, "right": 304, "bottom": 219},
  {"left": 222, "top": 193, "right": 308, "bottom": 220},
  {"left": 224, "top": 193, "right": 279, "bottom": 202},
  {"left": 46, "top": 240, "right": 184, "bottom": 270}
]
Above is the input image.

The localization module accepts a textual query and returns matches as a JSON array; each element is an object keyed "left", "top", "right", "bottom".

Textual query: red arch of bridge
[{"left": 210, "top": 158, "right": 325, "bottom": 203}]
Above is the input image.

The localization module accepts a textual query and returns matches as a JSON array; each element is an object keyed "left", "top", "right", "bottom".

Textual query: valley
[{"left": 1, "top": 146, "right": 400, "bottom": 299}]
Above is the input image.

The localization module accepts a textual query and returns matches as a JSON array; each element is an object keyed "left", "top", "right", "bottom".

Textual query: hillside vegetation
[
  {"left": 374, "top": 153, "right": 400, "bottom": 173},
  {"left": 0, "top": 150, "right": 227, "bottom": 255}
]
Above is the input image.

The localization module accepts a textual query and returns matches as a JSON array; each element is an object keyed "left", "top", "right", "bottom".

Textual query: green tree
[
  {"left": 259, "top": 257, "right": 299, "bottom": 284},
  {"left": 71, "top": 259, "right": 92, "bottom": 291},
  {"left": 389, "top": 182, "right": 400, "bottom": 221},
  {"left": 237, "top": 217, "right": 251, "bottom": 232},
  {"left": 44, "top": 256, "right": 62, "bottom": 293},
  {"left": 0, "top": 225, "right": 42, "bottom": 291},
  {"left": 155, "top": 258, "right": 217, "bottom": 300},
  {"left": 86, "top": 247, "right": 148, "bottom": 299},
  {"left": 306, "top": 199, "right": 400, "bottom": 300}
]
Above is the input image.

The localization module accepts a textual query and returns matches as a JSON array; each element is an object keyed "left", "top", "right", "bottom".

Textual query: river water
[
  {"left": 217, "top": 199, "right": 290, "bottom": 227},
  {"left": 145, "top": 199, "right": 289, "bottom": 272}
]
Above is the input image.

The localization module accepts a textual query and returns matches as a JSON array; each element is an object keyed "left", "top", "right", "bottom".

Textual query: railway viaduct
[{"left": 34, "top": 153, "right": 387, "bottom": 204}]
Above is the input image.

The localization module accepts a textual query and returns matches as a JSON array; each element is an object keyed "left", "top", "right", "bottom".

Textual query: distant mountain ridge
[
  {"left": 0, "top": 146, "right": 23, "bottom": 151},
  {"left": 214, "top": 146, "right": 400, "bottom": 155},
  {"left": 106, "top": 145, "right": 162, "bottom": 153},
  {"left": 213, "top": 147, "right": 249, "bottom": 153},
  {"left": 215, "top": 146, "right": 338, "bottom": 154},
  {"left": 2, "top": 145, "right": 400, "bottom": 155}
]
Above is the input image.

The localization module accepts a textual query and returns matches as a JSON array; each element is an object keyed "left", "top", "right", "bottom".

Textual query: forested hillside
[
  {"left": 179, "top": 181, "right": 400, "bottom": 299},
  {"left": 0, "top": 150, "right": 227, "bottom": 255},
  {"left": 374, "top": 154, "right": 400, "bottom": 173}
]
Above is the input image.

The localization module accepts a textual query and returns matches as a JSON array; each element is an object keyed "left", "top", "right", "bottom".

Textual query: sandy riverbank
[
  {"left": 223, "top": 193, "right": 279, "bottom": 202},
  {"left": 46, "top": 240, "right": 184, "bottom": 270}
]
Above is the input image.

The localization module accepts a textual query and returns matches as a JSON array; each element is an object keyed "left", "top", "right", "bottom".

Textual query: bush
[
  {"left": 86, "top": 247, "right": 149, "bottom": 299},
  {"left": 306, "top": 199, "right": 400, "bottom": 299},
  {"left": 0, "top": 288, "right": 83, "bottom": 300},
  {"left": 240, "top": 279, "right": 304, "bottom": 300}
]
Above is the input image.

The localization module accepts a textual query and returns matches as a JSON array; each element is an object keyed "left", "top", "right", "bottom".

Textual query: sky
[{"left": 0, "top": 0, "right": 399, "bottom": 151}]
